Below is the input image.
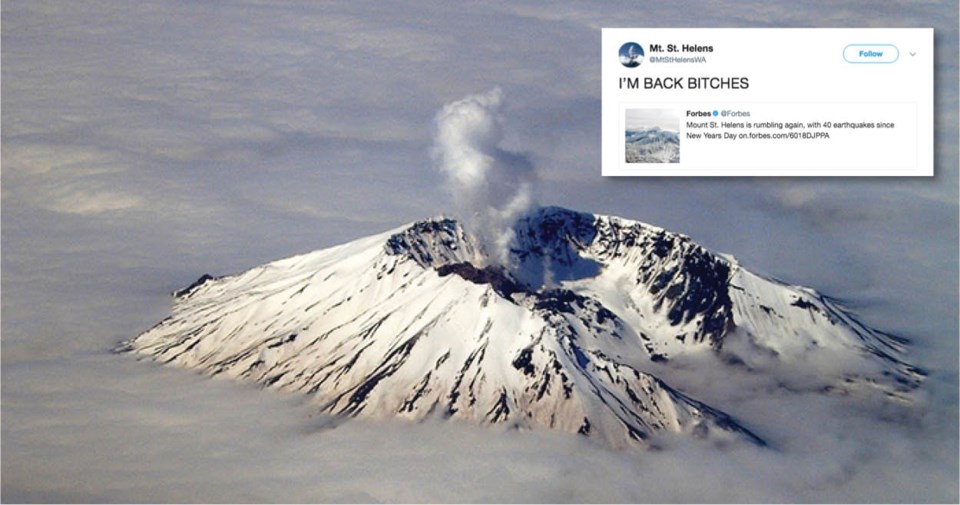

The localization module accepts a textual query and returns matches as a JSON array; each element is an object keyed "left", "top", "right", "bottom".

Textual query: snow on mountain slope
[
  {"left": 508, "top": 208, "right": 923, "bottom": 399},
  {"left": 625, "top": 127, "right": 680, "bottom": 163},
  {"left": 121, "top": 207, "right": 922, "bottom": 449}
]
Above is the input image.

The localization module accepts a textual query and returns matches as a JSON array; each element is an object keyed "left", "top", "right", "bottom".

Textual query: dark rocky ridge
[{"left": 388, "top": 206, "right": 736, "bottom": 348}]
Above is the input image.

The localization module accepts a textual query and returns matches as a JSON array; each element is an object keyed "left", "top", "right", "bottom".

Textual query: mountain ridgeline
[
  {"left": 121, "top": 207, "right": 923, "bottom": 449},
  {"left": 625, "top": 127, "right": 680, "bottom": 163}
]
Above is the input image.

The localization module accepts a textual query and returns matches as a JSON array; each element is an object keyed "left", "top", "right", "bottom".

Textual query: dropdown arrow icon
[{"left": 910, "top": 51, "right": 917, "bottom": 56}]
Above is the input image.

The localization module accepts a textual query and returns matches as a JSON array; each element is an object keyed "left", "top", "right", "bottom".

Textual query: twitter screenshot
[{"left": 602, "top": 28, "right": 933, "bottom": 176}]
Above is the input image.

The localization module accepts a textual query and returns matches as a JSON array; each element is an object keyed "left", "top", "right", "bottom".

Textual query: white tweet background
[{"left": 2, "top": 1, "right": 957, "bottom": 502}]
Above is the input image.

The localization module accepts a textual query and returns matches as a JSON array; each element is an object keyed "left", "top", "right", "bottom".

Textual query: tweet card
[{"left": 602, "top": 28, "right": 933, "bottom": 176}]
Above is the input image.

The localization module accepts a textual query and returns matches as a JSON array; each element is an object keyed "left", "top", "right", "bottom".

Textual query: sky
[{"left": 2, "top": 0, "right": 958, "bottom": 502}]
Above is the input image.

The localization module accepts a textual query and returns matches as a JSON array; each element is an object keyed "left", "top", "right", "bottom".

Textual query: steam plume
[{"left": 432, "top": 88, "right": 536, "bottom": 266}]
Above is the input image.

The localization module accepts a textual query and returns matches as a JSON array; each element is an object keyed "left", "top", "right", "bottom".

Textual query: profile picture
[
  {"left": 625, "top": 109, "right": 680, "bottom": 163},
  {"left": 619, "top": 42, "right": 644, "bottom": 68}
]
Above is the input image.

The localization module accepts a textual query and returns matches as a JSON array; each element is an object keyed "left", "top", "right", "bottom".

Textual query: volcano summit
[{"left": 121, "top": 207, "right": 923, "bottom": 449}]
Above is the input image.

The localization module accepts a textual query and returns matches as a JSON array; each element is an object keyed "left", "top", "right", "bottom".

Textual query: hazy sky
[
  {"left": 625, "top": 108, "right": 682, "bottom": 131},
  {"left": 2, "top": 1, "right": 958, "bottom": 502}
]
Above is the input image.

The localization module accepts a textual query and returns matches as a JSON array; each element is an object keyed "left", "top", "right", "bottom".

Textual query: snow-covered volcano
[
  {"left": 625, "top": 127, "right": 680, "bottom": 163},
  {"left": 121, "top": 207, "right": 923, "bottom": 449}
]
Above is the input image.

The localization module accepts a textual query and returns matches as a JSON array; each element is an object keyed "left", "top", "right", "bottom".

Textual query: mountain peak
[{"left": 121, "top": 206, "right": 922, "bottom": 449}]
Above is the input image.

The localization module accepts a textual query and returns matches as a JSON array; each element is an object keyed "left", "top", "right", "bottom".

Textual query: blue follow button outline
[{"left": 843, "top": 44, "right": 900, "bottom": 64}]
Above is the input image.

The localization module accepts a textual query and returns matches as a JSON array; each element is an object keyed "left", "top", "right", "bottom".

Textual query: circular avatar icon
[{"left": 619, "top": 42, "right": 644, "bottom": 68}]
